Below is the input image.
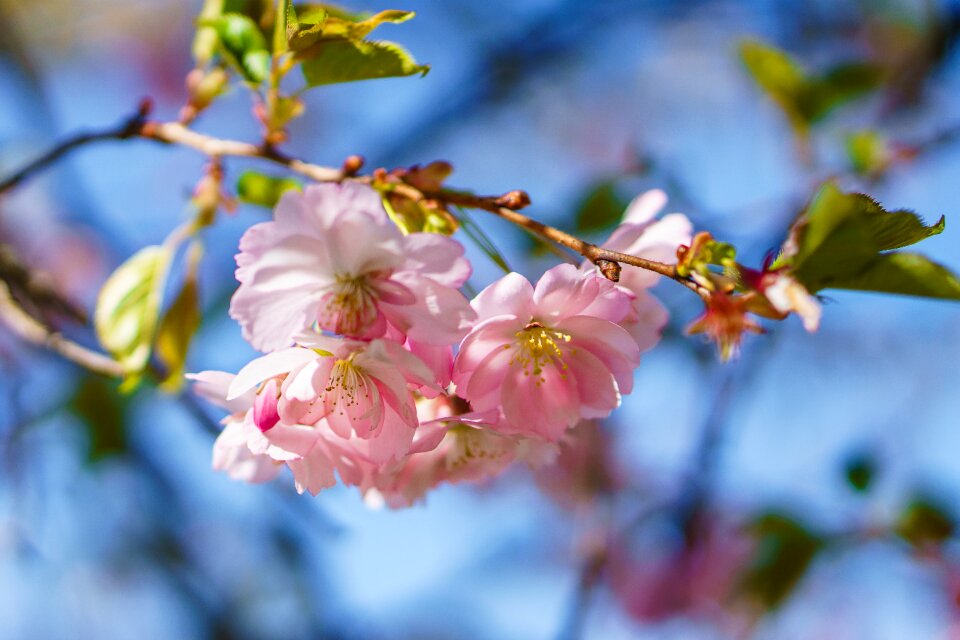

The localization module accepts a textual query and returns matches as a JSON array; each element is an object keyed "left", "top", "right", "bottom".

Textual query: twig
[
  {"left": 0, "top": 281, "right": 123, "bottom": 377},
  {"left": 0, "top": 103, "right": 149, "bottom": 194}
]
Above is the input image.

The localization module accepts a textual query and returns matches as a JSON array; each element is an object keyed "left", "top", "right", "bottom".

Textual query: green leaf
[
  {"left": 843, "top": 452, "right": 877, "bottom": 493},
  {"left": 70, "top": 375, "right": 131, "bottom": 463},
  {"left": 156, "top": 267, "right": 202, "bottom": 392},
  {"left": 782, "top": 184, "right": 946, "bottom": 294},
  {"left": 739, "top": 40, "right": 882, "bottom": 132},
  {"left": 846, "top": 130, "right": 890, "bottom": 176},
  {"left": 897, "top": 495, "right": 955, "bottom": 547},
  {"left": 573, "top": 180, "right": 628, "bottom": 234},
  {"left": 94, "top": 246, "right": 172, "bottom": 381},
  {"left": 237, "top": 171, "right": 302, "bottom": 208},
  {"left": 286, "top": 2, "right": 414, "bottom": 52},
  {"left": 739, "top": 40, "right": 808, "bottom": 130},
  {"left": 737, "top": 512, "right": 824, "bottom": 610},
  {"left": 210, "top": 13, "right": 271, "bottom": 82},
  {"left": 828, "top": 252, "right": 960, "bottom": 300},
  {"left": 802, "top": 63, "right": 883, "bottom": 122},
  {"left": 299, "top": 38, "right": 428, "bottom": 86}
]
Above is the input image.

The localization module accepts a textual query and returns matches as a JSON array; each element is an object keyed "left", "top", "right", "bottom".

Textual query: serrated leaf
[
  {"left": 156, "top": 274, "right": 202, "bottom": 392},
  {"left": 287, "top": 2, "right": 414, "bottom": 51},
  {"left": 237, "top": 171, "right": 302, "bottom": 208},
  {"left": 573, "top": 180, "right": 628, "bottom": 234},
  {"left": 299, "top": 39, "right": 428, "bottom": 86},
  {"left": 95, "top": 246, "right": 172, "bottom": 379},
  {"left": 828, "top": 252, "right": 960, "bottom": 300},
  {"left": 783, "top": 184, "right": 946, "bottom": 294}
]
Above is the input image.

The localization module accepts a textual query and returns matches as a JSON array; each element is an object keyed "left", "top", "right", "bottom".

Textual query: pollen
[
  {"left": 318, "top": 273, "right": 380, "bottom": 336},
  {"left": 325, "top": 354, "right": 370, "bottom": 412},
  {"left": 510, "top": 321, "right": 572, "bottom": 383}
]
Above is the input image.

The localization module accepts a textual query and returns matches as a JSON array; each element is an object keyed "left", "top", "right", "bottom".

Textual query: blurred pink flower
[
  {"left": 453, "top": 264, "right": 640, "bottom": 441},
  {"left": 229, "top": 182, "right": 475, "bottom": 351}
]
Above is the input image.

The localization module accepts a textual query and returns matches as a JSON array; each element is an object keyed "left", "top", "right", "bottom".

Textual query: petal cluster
[{"left": 192, "top": 184, "right": 688, "bottom": 506}]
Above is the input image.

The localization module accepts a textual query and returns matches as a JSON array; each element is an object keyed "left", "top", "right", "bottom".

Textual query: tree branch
[{"left": 0, "top": 281, "right": 123, "bottom": 377}]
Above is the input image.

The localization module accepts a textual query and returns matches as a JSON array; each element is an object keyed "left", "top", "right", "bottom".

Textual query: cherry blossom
[
  {"left": 228, "top": 334, "right": 439, "bottom": 464},
  {"left": 453, "top": 264, "right": 641, "bottom": 441},
  {"left": 582, "top": 189, "right": 693, "bottom": 352},
  {"left": 229, "top": 182, "right": 475, "bottom": 351}
]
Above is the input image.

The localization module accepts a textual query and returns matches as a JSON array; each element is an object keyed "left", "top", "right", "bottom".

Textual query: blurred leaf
[
  {"left": 844, "top": 452, "right": 877, "bottom": 493},
  {"left": 156, "top": 257, "right": 202, "bottom": 392},
  {"left": 70, "top": 375, "right": 130, "bottom": 463},
  {"left": 573, "top": 180, "right": 628, "bottom": 234},
  {"left": 740, "top": 40, "right": 882, "bottom": 134},
  {"left": 829, "top": 252, "right": 960, "bottom": 300},
  {"left": 210, "top": 13, "right": 272, "bottom": 82},
  {"left": 237, "top": 171, "right": 302, "bottom": 208},
  {"left": 802, "top": 63, "right": 883, "bottom": 122},
  {"left": 846, "top": 130, "right": 891, "bottom": 177},
  {"left": 95, "top": 246, "right": 172, "bottom": 386},
  {"left": 299, "top": 39, "right": 428, "bottom": 86},
  {"left": 738, "top": 512, "right": 824, "bottom": 610},
  {"left": 897, "top": 495, "right": 956, "bottom": 547},
  {"left": 779, "top": 184, "right": 947, "bottom": 296}
]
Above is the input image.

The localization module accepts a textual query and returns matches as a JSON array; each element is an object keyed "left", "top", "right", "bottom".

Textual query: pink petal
[
  {"left": 471, "top": 272, "right": 535, "bottom": 322},
  {"left": 229, "top": 348, "right": 317, "bottom": 400},
  {"left": 401, "top": 233, "right": 472, "bottom": 287}
]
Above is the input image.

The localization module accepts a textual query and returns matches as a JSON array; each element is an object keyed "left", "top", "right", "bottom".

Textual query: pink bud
[{"left": 253, "top": 378, "right": 281, "bottom": 432}]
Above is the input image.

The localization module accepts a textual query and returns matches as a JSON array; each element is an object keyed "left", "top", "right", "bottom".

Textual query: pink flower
[
  {"left": 453, "top": 264, "right": 641, "bottom": 441},
  {"left": 186, "top": 370, "right": 284, "bottom": 483},
  {"left": 227, "top": 334, "right": 439, "bottom": 464},
  {"left": 583, "top": 189, "right": 693, "bottom": 352},
  {"left": 229, "top": 182, "right": 475, "bottom": 351}
]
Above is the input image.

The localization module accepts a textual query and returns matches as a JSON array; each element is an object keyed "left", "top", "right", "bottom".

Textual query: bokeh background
[{"left": 2, "top": 0, "right": 960, "bottom": 638}]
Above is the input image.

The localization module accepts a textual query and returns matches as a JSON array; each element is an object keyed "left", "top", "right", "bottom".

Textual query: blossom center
[
  {"left": 319, "top": 273, "right": 380, "bottom": 336},
  {"left": 325, "top": 354, "right": 370, "bottom": 410},
  {"left": 510, "top": 322, "right": 572, "bottom": 379}
]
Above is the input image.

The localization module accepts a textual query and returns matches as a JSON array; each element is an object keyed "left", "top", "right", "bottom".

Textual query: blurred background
[{"left": 1, "top": 0, "right": 960, "bottom": 638}]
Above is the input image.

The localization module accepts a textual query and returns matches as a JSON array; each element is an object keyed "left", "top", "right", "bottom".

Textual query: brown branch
[
  {"left": 0, "top": 281, "right": 123, "bottom": 377},
  {"left": 0, "top": 106, "right": 697, "bottom": 290},
  {"left": 0, "top": 103, "right": 150, "bottom": 195}
]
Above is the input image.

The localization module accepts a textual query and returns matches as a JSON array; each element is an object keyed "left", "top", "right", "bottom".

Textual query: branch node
[
  {"left": 495, "top": 190, "right": 531, "bottom": 210},
  {"left": 341, "top": 155, "right": 365, "bottom": 178},
  {"left": 594, "top": 258, "right": 621, "bottom": 283}
]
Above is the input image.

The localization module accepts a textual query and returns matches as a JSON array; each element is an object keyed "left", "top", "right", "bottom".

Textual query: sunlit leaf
[
  {"left": 94, "top": 245, "right": 172, "bottom": 383},
  {"left": 209, "top": 13, "right": 272, "bottom": 82},
  {"left": 299, "top": 39, "right": 428, "bottom": 86},
  {"left": 156, "top": 262, "right": 202, "bottom": 392},
  {"left": 829, "top": 252, "right": 960, "bottom": 300},
  {"left": 846, "top": 130, "right": 890, "bottom": 176},
  {"left": 237, "top": 171, "right": 302, "bottom": 208}
]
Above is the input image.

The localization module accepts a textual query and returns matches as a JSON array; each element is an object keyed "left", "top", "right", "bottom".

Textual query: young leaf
[
  {"left": 828, "top": 252, "right": 960, "bottom": 300},
  {"left": 156, "top": 266, "right": 202, "bottom": 392},
  {"left": 287, "top": 5, "right": 414, "bottom": 52},
  {"left": 781, "top": 184, "right": 946, "bottom": 294},
  {"left": 210, "top": 13, "right": 272, "bottom": 82},
  {"left": 94, "top": 245, "right": 172, "bottom": 380},
  {"left": 299, "top": 39, "right": 428, "bottom": 86},
  {"left": 739, "top": 40, "right": 808, "bottom": 130},
  {"left": 237, "top": 171, "right": 302, "bottom": 208},
  {"left": 846, "top": 130, "right": 890, "bottom": 176}
]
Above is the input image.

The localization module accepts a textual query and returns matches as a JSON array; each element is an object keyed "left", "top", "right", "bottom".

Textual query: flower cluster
[{"left": 191, "top": 183, "right": 691, "bottom": 506}]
